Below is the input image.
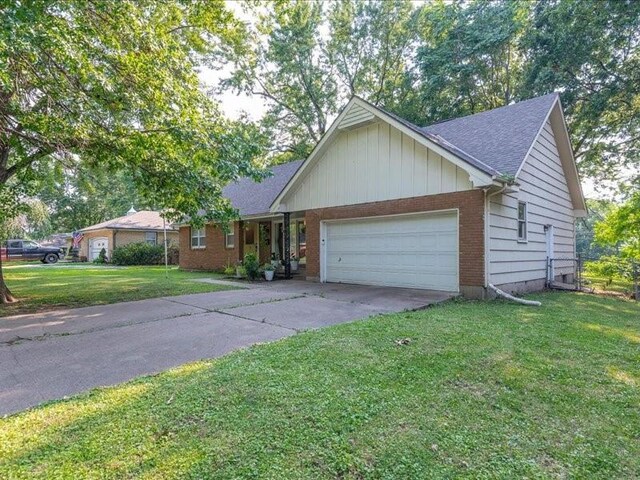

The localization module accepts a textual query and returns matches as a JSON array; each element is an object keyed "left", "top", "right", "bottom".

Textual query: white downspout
[{"left": 483, "top": 185, "right": 507, "bottom": 291}]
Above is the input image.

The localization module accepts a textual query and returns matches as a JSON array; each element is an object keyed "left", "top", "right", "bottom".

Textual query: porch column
[
  {"left": 283, "top": 212, "right": 291, "bottom": 279},
  {"left": 238, "top": 220, "right": 244, "bottom": 263}
]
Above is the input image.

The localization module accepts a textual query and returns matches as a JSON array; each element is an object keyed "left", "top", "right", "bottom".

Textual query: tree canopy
[
  {"left": 223, "top": 0, "right": 640, "bottom": 191},
  {"left": 595, "top": 192, "right": 640, "bottom": 259},
  {"left": 0, "top": 0, "right": 267, "bottom": 302}
]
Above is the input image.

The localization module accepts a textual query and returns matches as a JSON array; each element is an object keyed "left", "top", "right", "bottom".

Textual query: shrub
[
  {"left": 584, "top": 255, "right": 635, "bottom": 286},
  {"left": 243, "top": 252, "right": 260, "bottom": 280},
  {"left": 111, "top": 242, "right": 165, "bottom": 266}
]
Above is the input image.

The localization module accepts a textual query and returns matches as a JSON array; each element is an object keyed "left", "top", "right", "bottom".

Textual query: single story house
[
  {"left": 80, "top": 209, "right": 179, "bottom": 261},
  {"left": 179, "top": 93, "right": 586, "bottom": 298}
]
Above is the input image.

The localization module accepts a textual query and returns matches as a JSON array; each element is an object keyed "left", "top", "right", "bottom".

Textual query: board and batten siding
[
  {"left": 283, "top": 122, "right": 474, "bottom": 212},
  {"left": 489, "top": 121, "right": 576, "bottom": 286}
]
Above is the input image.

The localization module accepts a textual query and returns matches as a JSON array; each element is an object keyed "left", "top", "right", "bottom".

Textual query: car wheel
[{"left": 45, "top": 253, "right": 59, "bottom": 264}]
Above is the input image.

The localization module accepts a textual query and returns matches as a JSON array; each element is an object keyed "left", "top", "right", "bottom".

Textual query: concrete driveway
[{"left": 0, "top": 280, "right": 453, "bottom": 415}]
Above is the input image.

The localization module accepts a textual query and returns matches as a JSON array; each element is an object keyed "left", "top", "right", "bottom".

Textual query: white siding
[
  {"left": 489, "top": 121, "right": 576, "bottom": 286},
  {"left": 284, "top": 122, "right": 474, "bottom": 212}
]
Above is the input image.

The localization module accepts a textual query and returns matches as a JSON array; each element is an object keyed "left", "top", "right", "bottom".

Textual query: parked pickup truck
[{"left": 1, "top": 239, "right": 63, "bottom": 264}]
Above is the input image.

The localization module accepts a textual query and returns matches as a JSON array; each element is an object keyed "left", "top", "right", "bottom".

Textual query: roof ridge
[{"left": 422, "top": 92, "right": 559, "bottom": 129}]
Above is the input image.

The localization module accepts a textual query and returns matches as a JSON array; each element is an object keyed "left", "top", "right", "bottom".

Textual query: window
[
  {"left": 191, "top": 228, "right": 206, "bottom": 248},
  {"left": 145, "top": 232, "right": 156, "bottom": 245},
  {"left": 517, "top": 202, "right": 527, "bottom": 241},
  {"left": 225, "top": 223, "right": 235, "bottom": 249}
]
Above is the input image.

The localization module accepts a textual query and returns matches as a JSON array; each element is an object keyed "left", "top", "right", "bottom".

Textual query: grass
[
  {"left": 1, "top": 292, "right": 639, "bottom": 479},
  {"left": 0, "top": 262, "right": 232, "bottom": 317}
]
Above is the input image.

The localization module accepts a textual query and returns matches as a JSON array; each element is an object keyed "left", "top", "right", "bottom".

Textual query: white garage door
[
  {"left": 323, "top": 211, "right": 458, "bottom": 292},
  {"left": 89, "top": 237, "right": 109, "bottom": 261}
]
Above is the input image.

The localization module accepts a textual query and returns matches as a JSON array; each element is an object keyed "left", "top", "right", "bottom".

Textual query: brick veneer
[
  {"left": 304, "top": 190, "right": 485, "bottom": 288},
  {"left": 179, "top": 222, "right": 242, "bottom": 270}
]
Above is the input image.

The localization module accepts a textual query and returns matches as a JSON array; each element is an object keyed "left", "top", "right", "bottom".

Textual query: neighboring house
[
  {"left": 80, "top": 209, "right": 179, "bottom": 261},
  {"left": 179, "top": 93, "right": 586, "bottom": 298}
]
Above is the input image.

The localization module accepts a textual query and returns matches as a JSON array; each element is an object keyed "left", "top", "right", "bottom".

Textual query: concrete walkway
[{"left": 0, "top": 280, "right": 453, "bottom": 415}]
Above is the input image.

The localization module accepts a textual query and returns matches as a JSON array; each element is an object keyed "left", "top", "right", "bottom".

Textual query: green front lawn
[
  {"left": 1, "top": 292, "right": 638, "bottom": 478},
  {"left": 0, "top": 262, "right": 231, "bottom": 317}
]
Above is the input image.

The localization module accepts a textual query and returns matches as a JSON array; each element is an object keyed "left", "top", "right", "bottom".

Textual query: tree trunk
[{"left": 0, "top": 251, "right": 17, "bottom": 304}]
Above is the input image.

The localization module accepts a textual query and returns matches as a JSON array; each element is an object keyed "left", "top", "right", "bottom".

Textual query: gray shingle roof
[
  {"left": 80, "top": 211, "right": 176, "bottom": 232},
  {"left": 224, "top": 160, "right": 303, "bottom": 216},
  {"left": 422, "top": 93, "right": 559, "bottom": 176},
  {"left": 373, "top": 93, "right": 558, "bottom": 177}
]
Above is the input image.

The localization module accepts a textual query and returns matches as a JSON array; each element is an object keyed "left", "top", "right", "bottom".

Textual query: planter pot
[
  {"left": 290, "top": 260, "right": 299, "bottom": 271},
  {"left": 264, "top": 270, "right": 275, "bottom": 281}
]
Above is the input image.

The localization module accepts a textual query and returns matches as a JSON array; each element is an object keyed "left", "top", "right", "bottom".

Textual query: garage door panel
[{"left": 324, "top": 212, "right": 459, "bottom": 292}]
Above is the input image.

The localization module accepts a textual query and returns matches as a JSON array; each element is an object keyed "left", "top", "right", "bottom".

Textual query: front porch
[{"left": 239, "top": 213, "right": 306, "bottom": 278}]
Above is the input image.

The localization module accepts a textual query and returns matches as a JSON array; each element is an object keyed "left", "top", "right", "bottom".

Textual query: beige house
[
  {"left": 79, "top": 209, "right": 178, "bottom": 261},
  {"left": 180, "top": 93, "right": 586, "bottom": 298}
]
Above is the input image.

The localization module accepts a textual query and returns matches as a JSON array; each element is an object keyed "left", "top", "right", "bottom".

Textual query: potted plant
[
  {"left": 235, "top": 261, "right": 244, "bottom": 278},
  {"left": 290, "top": 254, "right": 299, "bottom": 271},
  {"left": 263, "top": 263, "right": 275, "bottom": 281},
  {"left": 271, "top": 252, "right": 280, "bottom": 269}
]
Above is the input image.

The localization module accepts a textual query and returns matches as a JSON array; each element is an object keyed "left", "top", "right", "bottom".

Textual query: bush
[
  {"left": 243, "top": 252, "right": 260, "bottom": 280},
  {"left": 111, "top": 242, "right": 165, "bottom": 266},
  {"left": 584, "top": 255, "right": 635, "bottom": 285}
]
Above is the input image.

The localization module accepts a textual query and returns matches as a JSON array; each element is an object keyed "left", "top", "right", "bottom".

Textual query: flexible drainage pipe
[{"left": 488, "top": 283, "right": 541, "bottom": 307}]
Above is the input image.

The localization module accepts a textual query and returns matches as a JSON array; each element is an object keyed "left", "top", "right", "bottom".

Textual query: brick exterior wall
[
  {"left": 304, "top": 190, "right": 485, "bottom": 288},
  {"left": 179, "top": 222, "right": 242, "bottom": 271}
]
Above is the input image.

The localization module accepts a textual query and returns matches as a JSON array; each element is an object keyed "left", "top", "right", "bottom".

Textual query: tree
[
  {"left": 410, "top": 0, "right": 640, "bottom": 187},
  {"left": 523, "top": 0, "right": 640, "bottom": 189},
  {"left": 223, "top": 0, "right": 418, "bottom": 158},
  {"left": 223, "top": 0, "right": 337, "bottom": 157},
  {"left": 414, "top": 0, "right": 528, "bottom": 124},
  {"left": 327, "top": 0, "right": 419, "bottom": 116},
  {"left": 0, "top": 1, "right": 266, "bottom": 303},
  {"left": 575, "top": 199, "right": 618, "bottom": 259},
  {"left": 35, "top": 166, "right": 156, "bottom": 236},
  {"left": 595, "top": 191, "right": 640, "bottom": 259}
]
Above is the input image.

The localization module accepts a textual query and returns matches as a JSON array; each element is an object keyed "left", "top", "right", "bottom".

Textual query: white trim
[
  {"left": 514, "top": 97, "right": 556, "bottom": 179},
  {"left": 224, "top": 222, "right": 235, "bottom": 249},
  {"left": 515, "top": 97, "right": 587, "bottom": 215},
  {"left": 517, "top": 201, "right": 528, "bottom": 243},
  {"left": 552, "top": 100, "right": 587, "bottom": 213},
  {"left": 320, "top": 221, "right": 327, "bottom": 283},
  {"left": 270, "top": 97, "right": 494, "bottom": 213},
  {"left": 190, "top": 227, "right": 206, "bottom": 249},
  {"left": 319, "top": 208, "right": 460, "bottom": 292}
]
